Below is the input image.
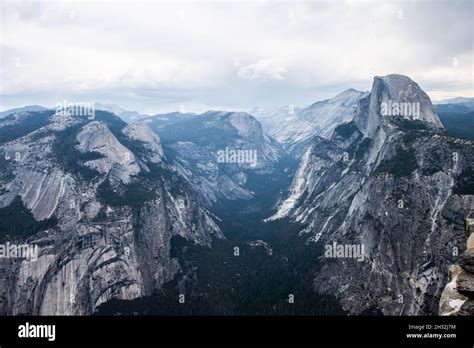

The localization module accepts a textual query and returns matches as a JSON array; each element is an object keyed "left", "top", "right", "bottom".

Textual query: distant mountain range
[
  {"left": 431, "top": 98, "right": 474, "bottom": 140},
  {"left": 0, "top": 103, "right": 149, "bottom": 122},
  {"left": 251, "top": 89, "right": 369, "bottom": 156},
  {"left": 434, "top": 96, "right": 474, "bottom": 106},
  {"left": 0, "top": 76, "right": 472, "bottom": 316},
  {"left": 2, "top": 96, "right": 472, "bottom": 141},
  {"left": 0, "top": 105, "right": 49, "bottom": 118}
]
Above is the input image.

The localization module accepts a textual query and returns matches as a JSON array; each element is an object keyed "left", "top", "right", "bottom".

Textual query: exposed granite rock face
[
  {"left": 122, "top": 122, "right": 164, "bottom": 163},
  {"left": 438, "top": 259, "right": 474, "bottom": 316},
  {"left": 0, "top": 168, "right": 70, "bottom": 221},
  {"left": 47, "top": 110, "right": 82, "bottom": 131},
  {"left": 439, "top": 265, "right": 469, "bottom": 316},
  {"left": 456, "top": 300, "right": 474, "bottom": 315},
  {"left": 355, "top": 74, "right": 443, "bottom": 138},
  {"left": 0, "top": 111, "right": 222, "bottom": 315},
  {"left": 439, "top": 227, "right": 474, "bottom": 315},
  {"left": 146, "top": 111, "right": 284, "bottom": 207},
  {"left": 76, "top": 121, "right": 141, "bottom": 184},
  {"left": 228, "top": 112, "right": 265, "bottom": 140},
  {"left": 456, "top": 270, "right": 474, "bottom": 297},
  {"left": 458, "top": 249, "right": 474, "bottom": 273},
  {"left": 252, "top": 89, "right": 368, "bottom": 155},
  {"left": 269, "top": 74, "right": 474, "bottom": 315}
]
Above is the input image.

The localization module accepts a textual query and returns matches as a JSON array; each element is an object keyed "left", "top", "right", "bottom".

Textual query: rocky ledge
[{"left": 439, "top": 213, "right": 474, "bottom": 315}]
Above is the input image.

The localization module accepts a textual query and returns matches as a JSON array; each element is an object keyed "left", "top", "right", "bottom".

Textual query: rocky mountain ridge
[
  {"left": 144, "top": 110, "right": 286, "bottom": 206},
  {"left": 251, "top": 89, "right": 368, "bottom": 155},
  {"left": 0, "top": 110, "right": 222, "bottom": 315},
  {"left": 269, "top": 74, "right": 474, "bottom": 315},
  {"left": 0, "top": 74, "right": 472, "bottom": 316}
]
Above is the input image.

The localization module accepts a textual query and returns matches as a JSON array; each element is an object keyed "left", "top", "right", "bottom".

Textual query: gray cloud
[{"left": 0, "top": 0, "right": 472, "bottom": 113}]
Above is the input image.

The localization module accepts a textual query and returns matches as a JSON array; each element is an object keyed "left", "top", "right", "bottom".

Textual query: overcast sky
[{"left": 1, "top": 0, "right": 473, "bottom": 114}]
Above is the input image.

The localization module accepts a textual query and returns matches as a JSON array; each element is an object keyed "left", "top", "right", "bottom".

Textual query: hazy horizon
[
  {"left": 1, "top": 84, "right": 472, "bottom": 116},
  {"left": 1, "top": 0, "right": 473, "bottom": 114}
]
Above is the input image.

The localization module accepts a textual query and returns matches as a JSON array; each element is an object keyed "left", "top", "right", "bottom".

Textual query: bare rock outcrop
[{"left": 439, "top": 213, "right": 474, "bottom": 315}]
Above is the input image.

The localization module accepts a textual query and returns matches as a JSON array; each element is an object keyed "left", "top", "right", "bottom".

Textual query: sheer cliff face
[
  {"left": 355, "top": 74, "right": 443, "bottom": 138},
  {"left": 0, "top": 74, "right": 472, "bottom": 317},
  {"left": 252, "top": 89, "right": 368, "bottom": 155},
  {"left": 0, "top": 111, "right": 222, "bottom": 315},
  {"left": 270, "top": 75, "right": 474, "bottom": 315}
]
